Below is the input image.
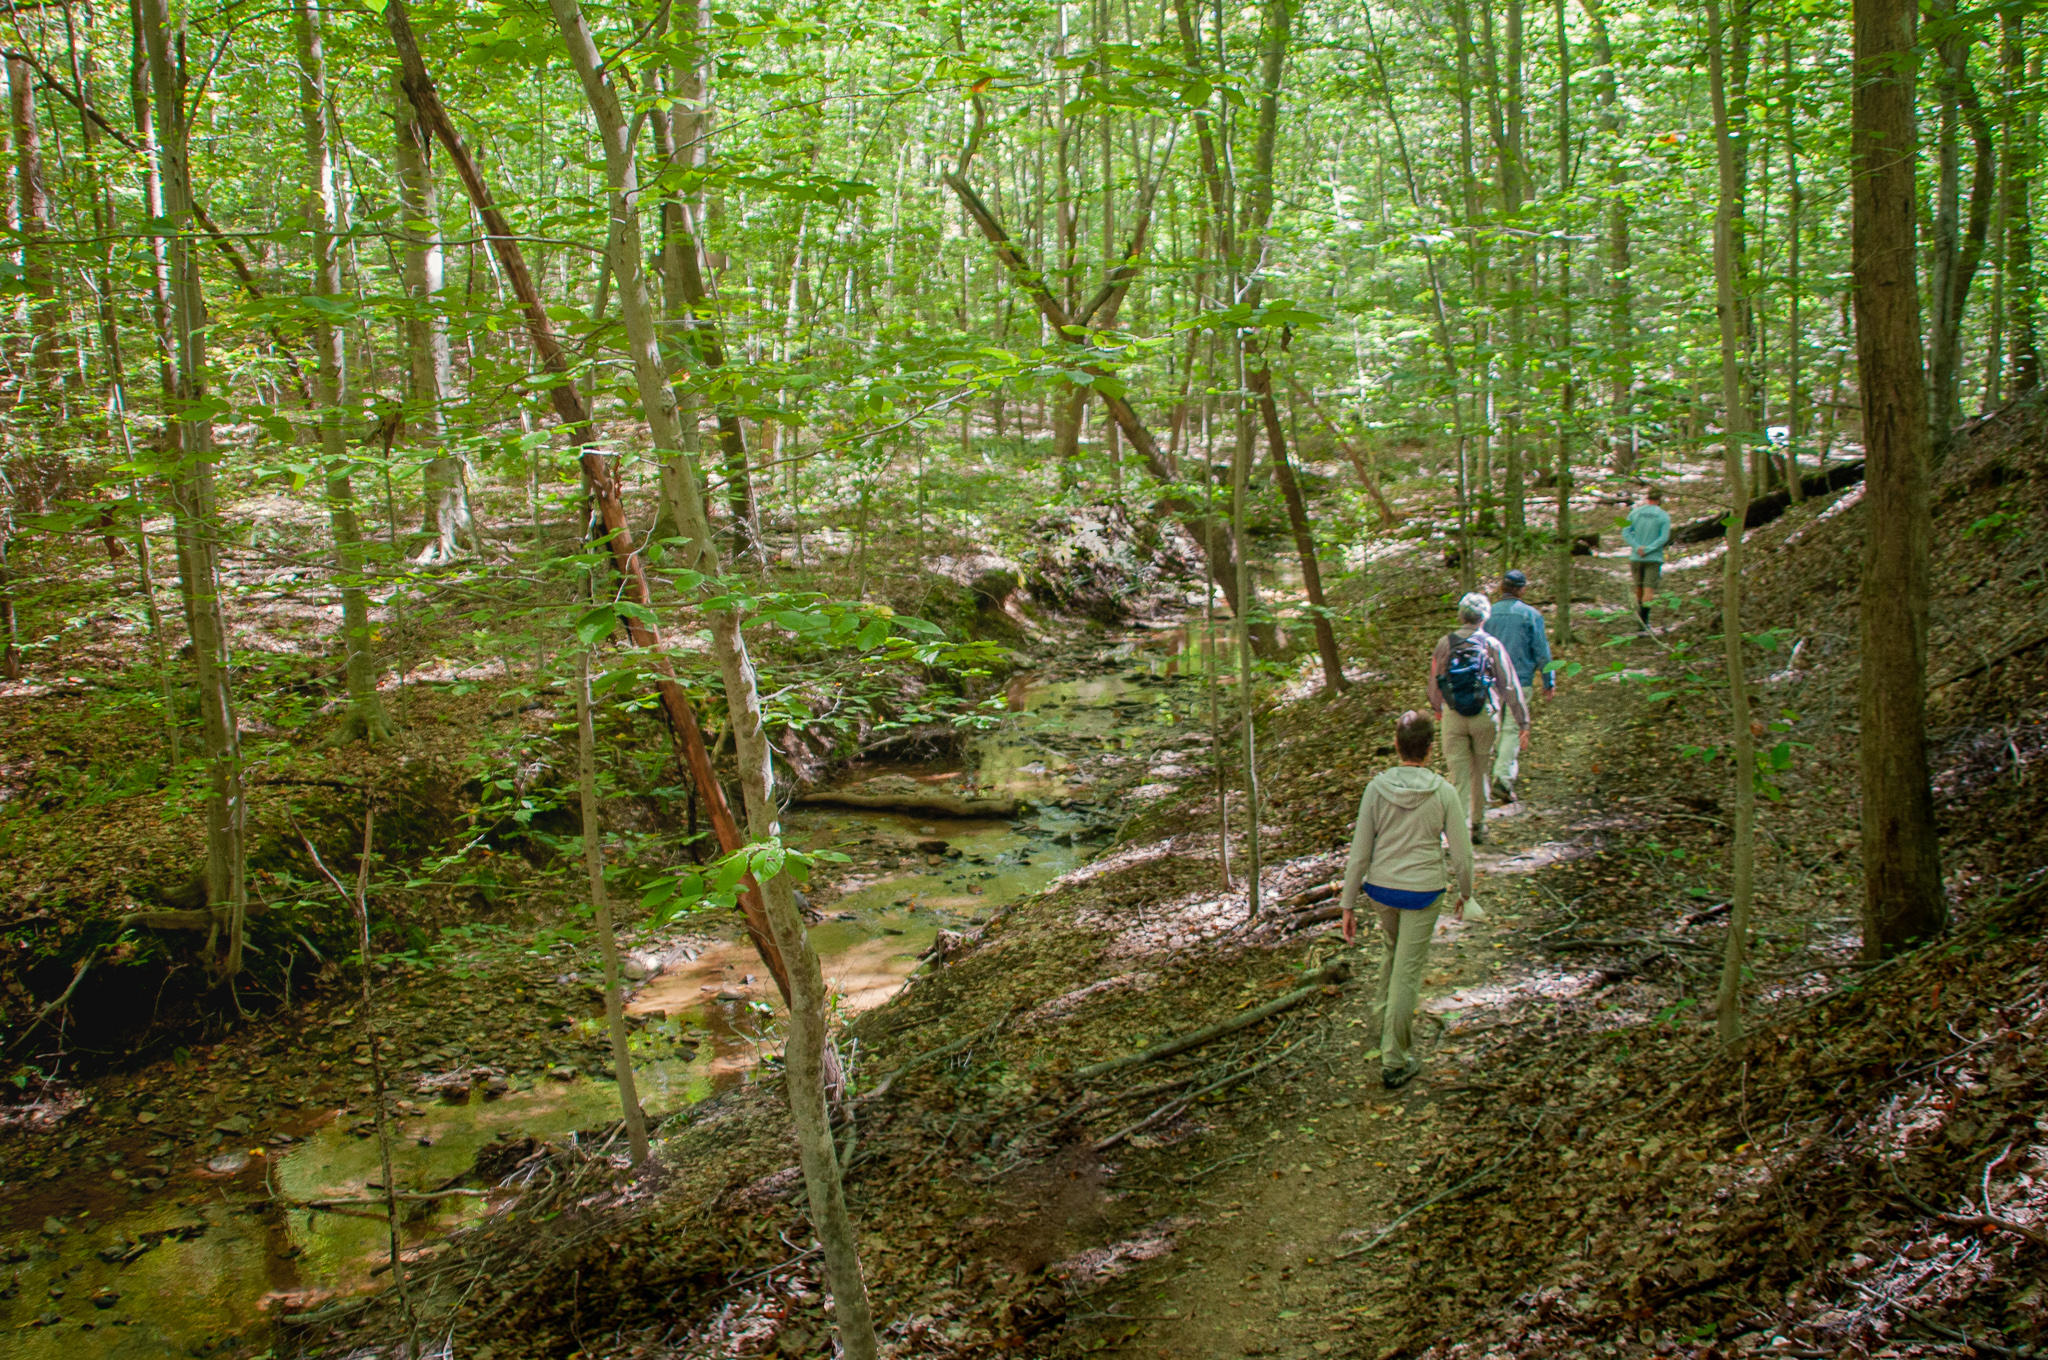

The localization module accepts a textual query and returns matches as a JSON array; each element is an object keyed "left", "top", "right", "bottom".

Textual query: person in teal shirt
[
  {"left": 1623, "top": 486, "right": 1672, "bottom": 632},
  {"left": 1484, "top": 569, "right": 1551, "bottom": 803}
]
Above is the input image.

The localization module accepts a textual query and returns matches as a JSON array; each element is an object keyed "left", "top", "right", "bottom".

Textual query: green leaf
[{"left": 573, "top": 605, "right": 619, "bottom": 646}]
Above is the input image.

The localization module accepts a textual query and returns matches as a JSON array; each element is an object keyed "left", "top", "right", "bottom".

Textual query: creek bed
[{"left": 0, "top": 655, "right": 1200, "bottom": 1358}]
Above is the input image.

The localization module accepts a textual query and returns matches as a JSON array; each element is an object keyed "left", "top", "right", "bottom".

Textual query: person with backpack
[
  {"left": 1483, "top": 569, "right": 1553, "bottom": 805},
  {"left": 1624, "top": 485, "right": 1673, "bottom": 632},
  {"left": 1428, "top": 592, "right": 1528, "bottom": 845},
  {"left": 1340, "top": 709, "right": 1474, "bottom": 1090}
]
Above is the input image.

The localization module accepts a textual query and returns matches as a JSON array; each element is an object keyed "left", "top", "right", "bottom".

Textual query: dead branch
[
  {"left": 1094, "top": 1033, "right": 1314, "bottom": 1152},
  {"left": 1072, "top": 958, "right": 1350, "bottom": 1083},
  {"left": 5, "top": 945, "right": 102, "bottom": 1052},
  {"left": 1336, "top": 1126, "right": 1540, "bottom": 1260}
]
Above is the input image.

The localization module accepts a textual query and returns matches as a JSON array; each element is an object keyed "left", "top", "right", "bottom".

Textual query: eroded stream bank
[{"left": 0, "top": 635, "right": 1222, "bottom": 1359}]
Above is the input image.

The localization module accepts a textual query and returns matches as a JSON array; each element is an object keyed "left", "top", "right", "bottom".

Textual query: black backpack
[{"left": 1442, "top": 631, "right": 1493, "bottom": 717}]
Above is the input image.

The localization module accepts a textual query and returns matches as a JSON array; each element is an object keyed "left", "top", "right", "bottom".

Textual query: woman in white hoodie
[{"left": 1339, "top": 710, "right": 1475, "bottom": 1090}]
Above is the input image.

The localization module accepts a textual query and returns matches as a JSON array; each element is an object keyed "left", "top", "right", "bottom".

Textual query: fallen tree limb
[
  {"left": 1336, "top": 1127, "right": 1539, "bottom": 1260},
  {"left": 5, "top": 945, "right": 103, "bottom": 1052},
  {"left": 1094, "top": 1033, "right": 1315, "bottom": 1152},
  {"left": 1275, "top": 881, "right": 1340, "bottom": 910},
  {"left": 1072, "top": 958, "right": 1351, "bottom": 1083},
  {"left": 301, "top": 1189, "right": 490, "bottom": 1209},
  {"left": 793, "top": 790, "right": 1023, "bottom": 819},
  {"left": 862, "top": 1011, "right": 1016, "bottom": 1098},
  {"left": 1892, "top": 1187, "right": 2048, "bottom": 1251}
]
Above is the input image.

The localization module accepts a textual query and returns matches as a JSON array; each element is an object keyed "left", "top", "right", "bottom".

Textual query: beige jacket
[{"left": 1338, "top": 765, "right": 1475, "bottom": 913}]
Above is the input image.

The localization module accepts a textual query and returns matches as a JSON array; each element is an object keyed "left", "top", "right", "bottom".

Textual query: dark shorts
[{"left": 1632, "top": 560, "right": 1662, "bottom": 591}]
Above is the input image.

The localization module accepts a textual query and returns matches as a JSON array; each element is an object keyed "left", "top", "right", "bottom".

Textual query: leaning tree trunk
[
  {"left": 1851, "top": 0, "right": 1948, "bottom": 955},
  {"left": 1252, "top": 362, "right": 1344, "bottom": 694},
  {"left": 297, "top": 0, "right": 392, "bottom": 746},
  {"left": 141, "top": 0, "right": 247, "bottom": 976},
  {"left": 1706, "top": 0, "right": 1760, "bottom": 1046},
  {"left": 382, "top": 0, "right": 798, "bottom": 1004},
  {"left": 546, "top": 3, "right": 878, "bottom": 1354}
]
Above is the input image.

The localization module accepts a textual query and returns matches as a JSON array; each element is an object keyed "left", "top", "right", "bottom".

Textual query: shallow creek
[{"left": 0, "top": 659, "right": 1199, "bottom": 1358}]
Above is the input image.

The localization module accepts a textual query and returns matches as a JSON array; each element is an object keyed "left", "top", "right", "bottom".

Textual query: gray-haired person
[
  {"left": 1340, "top": 710, "right": 1475, "bottom": 1090},
  {"left": 1427, "top": 591, "right": 1528, "bottom": 846}
]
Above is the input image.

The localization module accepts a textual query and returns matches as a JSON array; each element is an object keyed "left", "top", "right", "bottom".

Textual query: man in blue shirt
[
  {"left": 1623, "top": 486, "right": 1673, "bottom": 632},
  {"left": 1484, "top": 569, "right": 1552, "bottom": 804}
]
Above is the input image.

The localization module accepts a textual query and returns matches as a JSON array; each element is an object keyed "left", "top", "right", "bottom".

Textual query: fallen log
[
  {"left": 794, "top": 789, "right": 1023, "bottom": 819},
  {"left": 1072, "top": 958, "right": 1352, "bottom": 1083},
  {"left": 1674, "top": 460, "right": 1865, "bottom": 544},
  {"left": 1275, "top": 880, "right": 1340, "bottom": 910},
  {"left": 1281, "top": 905, "right": 1345, "bottom": 933}
]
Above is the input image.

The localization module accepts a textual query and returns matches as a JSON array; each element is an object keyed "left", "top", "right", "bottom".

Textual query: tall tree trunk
[
  {"left": 1729, "top": 0, "right": 1764, "bottom": 493},
  {"left": 140, "top": 0, "right": 247, "bottom": 976},
  {"left": 1234, "top": 0, "right": 1341, "bottom": 694},
  {"left": 381, "top": 0, "right": 798, "bottom": 1005},
  {"left": 1852, "top": 0, "right": 1948, "bottom": 955},
  {"left": 576, "top": 645, "right": 651, "bottom": 1166},
  {"left": 2003, "top": 12, "right": 2039, "bottom": 394},
  {"left": 1928, "top": 11, "right": 1997, "bottom": 459},
  {"left": 297, "top": 0, "right": 392, "bottom": 746},
  {"left": 546, "top": 4, "right": 877, "bottom": 1353},
  {"left": 394, "top": 77, "right": 472, "bottom": 561},
  {"left": 1552, "top": 0, "right": 1575, "bottom": 646},
  {"left": 1705, "top": 0, "right": 1760, "bottom": 1047},
  {"left": 1579, "top": 0, "right": 1634, "bottom": 472},
  {"left": 1503, "top": 0, "right": 1528, "bottom": 541},
  {"left": 1784, "top": 32, "right": 1805, "bottom": 501},
  {"left": 7, "top": 56, "right": 60, "bottom": 389}
]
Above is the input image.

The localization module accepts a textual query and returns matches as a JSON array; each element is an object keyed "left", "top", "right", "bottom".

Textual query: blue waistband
[{"left": 1364, "top": 884, "right": 1443, "bottom": 910}]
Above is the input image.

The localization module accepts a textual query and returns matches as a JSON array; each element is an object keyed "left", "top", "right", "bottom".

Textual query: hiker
[
  {"left": 1483, "top": 569, "right": 1552, "bottom": 805},
  {"left": 1428, "top": 592, "right": 1528, "bottom": 846},
  {"left": 1624, "top": 485, "right": 1672, "bottom": 631},
  {"left": 1339, "top": 710, "right": 1474, "bottom": 1091}
]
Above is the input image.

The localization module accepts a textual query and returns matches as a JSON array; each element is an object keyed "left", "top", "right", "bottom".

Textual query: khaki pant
[
  {"left": 1371, "top": 901, "right": 1441, "bottom": 1074},
  {"left": 1491, "top": 695, "right": 1523, "bottom": 792},
  {"left": 1442, "top": 708, "right": 1496, "bottom": 831}
]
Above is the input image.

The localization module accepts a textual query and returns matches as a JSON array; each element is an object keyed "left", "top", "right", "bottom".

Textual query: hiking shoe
[
  {"left": 1471, "top": 823, "right": 1487, "bottom": 846},
  {"left": 1382, "top": 1056, "right": 1421, "bottom": 1091},
  {"left": 1491, "top": 776, "right": 1515, "bottom": 804}
]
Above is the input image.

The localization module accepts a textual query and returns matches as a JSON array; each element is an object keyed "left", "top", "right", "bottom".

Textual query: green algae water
[{"left": 0, "top": 663, "right": 1163, "bottom": 1357}]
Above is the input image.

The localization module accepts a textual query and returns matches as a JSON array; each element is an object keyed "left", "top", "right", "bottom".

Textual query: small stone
[
  {"left": 213, "top": 1115, "right": 252, "bottom": 1135},
  {"left": 548, "top": 1066, "right": 578, "bottom": 1082},
  {"left": 206, "top": 1151, "right": 250, "bottom": 1175},
  {"left": 90, "top": 1288, "right": 118, "bottom": 1310},
  {"left": 39, "top": 1218, "right": 65, "bottom": 1238}
]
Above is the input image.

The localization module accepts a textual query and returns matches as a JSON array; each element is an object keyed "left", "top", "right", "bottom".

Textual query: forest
[{"left": 0, "top": 0, "right": 2044, "bottom": 1353}]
